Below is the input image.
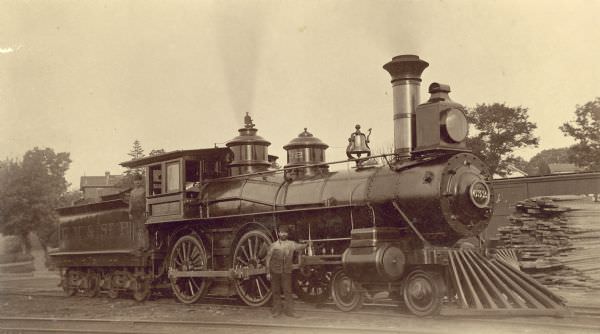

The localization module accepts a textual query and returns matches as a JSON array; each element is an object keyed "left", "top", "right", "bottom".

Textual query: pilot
[
  {"left": 128, "top": 174, "right": 149, "bottom": 250},
  {"left": 265, "top": 225, "right": 308, "bottom": 318}
]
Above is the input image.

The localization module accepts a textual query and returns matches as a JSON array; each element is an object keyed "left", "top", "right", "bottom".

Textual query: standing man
[
  {"left": 265, "top": 225, "right": 308, "bottom": 318},
  {"left": 128, "top": 174, "right": 148, "bottom": 251}
]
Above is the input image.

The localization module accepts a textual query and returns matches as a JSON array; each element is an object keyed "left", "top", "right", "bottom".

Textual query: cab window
[
  {"left": 166, "top": 162, "right": 181, "bottom": 193},
  {"left": 185, "top": 160, "right": 201, "bottom": 183},
  {"left": 148, "top": 164, "right": 162, "bottom": 195}
]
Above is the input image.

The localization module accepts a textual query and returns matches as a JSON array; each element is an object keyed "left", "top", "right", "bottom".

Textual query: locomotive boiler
[{"left": 50, "top": 55, "right": 567, "bottom": 317}]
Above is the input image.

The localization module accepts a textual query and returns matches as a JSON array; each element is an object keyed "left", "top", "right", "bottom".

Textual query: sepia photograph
[{"left": 1, "top": 1, "right": 599, "bottom": 333}]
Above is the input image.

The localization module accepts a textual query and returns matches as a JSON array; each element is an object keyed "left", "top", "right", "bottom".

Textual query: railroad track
[
  {"left": 2, "top": 313, "right": 600, "bottom": 334},
  {"left": 4, "top": 288, "right": 600, "bottom": 318},
  {"left": 3, "top": 289, "right": 600, "bottom": 333},
  {"left": 0, "top": 316, "right": 428, "bottom": 334}
]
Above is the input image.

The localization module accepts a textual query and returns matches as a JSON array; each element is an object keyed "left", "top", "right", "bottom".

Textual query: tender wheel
[
  {"left": 402, "top": 269, "right": 444, "bottom": 317},
  {"left": 133, "top": 278, "right": 151, "bottom": 302},
  {"left": 82, "top": 270, "right": 100, "bottom": 298},
  {"left": 106, "top": 271, "right": 121, "bottom": 299},
  {"left": 232, "top": 229, "right": 272, "bottom": 307},
  {"left": 63, "top": 269, "right": 79, "bottom": 296},
  {"left": 331, "top": 270, "right": 363, "bottom": 312},
  {"left": 169, "top": 234, "right": 209, "bottom": 304},
  {"left": 107, "top": 289, "right": 119, "bottom": 299},
  {"left": 293, "top": 268, "right": 332, "bottom": 304}
]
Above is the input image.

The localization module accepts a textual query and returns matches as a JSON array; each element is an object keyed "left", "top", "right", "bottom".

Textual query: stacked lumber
[{"left": 497, "top": 195, "right": 600, "bottom": 290}]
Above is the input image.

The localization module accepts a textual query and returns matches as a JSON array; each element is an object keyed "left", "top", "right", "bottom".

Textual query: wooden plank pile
[{"left": 497, "top": 195, "right": 600, "bottom": 290}]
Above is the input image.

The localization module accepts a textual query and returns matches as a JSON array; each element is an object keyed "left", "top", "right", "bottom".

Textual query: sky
[{"left": 1, "top": 0, "right": 599, "bottom": 189}]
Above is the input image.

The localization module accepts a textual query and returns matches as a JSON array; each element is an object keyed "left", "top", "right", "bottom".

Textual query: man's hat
[
  {"left": 133, "top": 174, "right": 143, "bottom": 181},
  {"left": 278, "top": 225, "right": 290, "bottom": 234}
]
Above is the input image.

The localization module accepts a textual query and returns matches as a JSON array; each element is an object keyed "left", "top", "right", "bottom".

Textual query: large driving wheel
[
  {"left": 331, "top": 270, "right": 364, "bottom": 312},
  {"left": 233, "top": 229, "right": 272, "bottom": 307},
  {"left": 293, "top": 267, "right": 332, "bottom": 304},
  {"left": 169, "top": 234, "right": 208, "bottom": 304},
  {"left": 402, "top": 269, "right": 444, "bottom": 317}
]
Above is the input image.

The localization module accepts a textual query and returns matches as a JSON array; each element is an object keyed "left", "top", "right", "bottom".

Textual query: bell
[{"left": 346, "top": 124, "right": 372, "bottom": 159}]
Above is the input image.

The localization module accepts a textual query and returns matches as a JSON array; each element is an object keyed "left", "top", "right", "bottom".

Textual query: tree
[
  {"left": 527, "top": 147, "right": 570, "bottom": 175},
  {"left": 149, "top": 149, "right": 166, "bottom": 156},
  {"left": 507, "top": 156, "right": 529, "bottom": 175},
  {"left": 58, "top": 190, "right": 84, "bottom": 207},
  {"left": 125, "top": 140, "right": 145, "bottom": 177},
  {"left": 0, "top": 148, "right": 71, "bottom": 253},
  {"left": 560, "top": 98, "right": 600, "bottom": 171},
  {"left": 466, "top": 103, "right": 539, "bottom": 177},
  {"left": 128, "top": 140, "right": 145, "bottom": 160},
  {"left": 536, "top": 160, "right": 551, "bottom": 176}
]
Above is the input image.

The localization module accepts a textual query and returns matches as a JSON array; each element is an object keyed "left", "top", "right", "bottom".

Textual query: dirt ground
[{"left": 2, "top": 273, "right": 600, "bottom": 334}]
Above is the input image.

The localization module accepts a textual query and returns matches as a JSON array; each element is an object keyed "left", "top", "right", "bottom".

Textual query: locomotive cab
[{"left": 121, "top": 148, "right": 231, "bottom": 223}]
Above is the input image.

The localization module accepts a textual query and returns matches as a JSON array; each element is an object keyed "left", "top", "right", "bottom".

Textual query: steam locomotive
[{"left": 49, "top": 55, "right": 566, "bottom": 317}]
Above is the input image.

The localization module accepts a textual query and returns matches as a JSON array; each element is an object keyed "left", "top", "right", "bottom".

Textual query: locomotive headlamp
[
  {"left": 441, "top": 108, "right": 468, "bottom": 143},
  {"left": 414, "top": 83, "right": 470, "bottom": 153}
]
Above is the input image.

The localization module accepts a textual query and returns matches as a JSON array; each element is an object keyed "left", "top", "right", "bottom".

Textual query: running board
[{"left": 447, "top": 249, "right": 570, "bottom": 317}]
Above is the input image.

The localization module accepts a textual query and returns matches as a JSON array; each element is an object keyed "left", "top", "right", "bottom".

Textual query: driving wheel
[
  {"left": 232, "top": 229, "right": 272, "bottom": 307},
  {"left": 169, "top": 234, "right": 209, "bottom": 304}
]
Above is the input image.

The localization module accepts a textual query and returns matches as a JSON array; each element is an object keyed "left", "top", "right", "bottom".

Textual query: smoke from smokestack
[{"left": 214, "top": 3, "right": 266, "bottom": 120}]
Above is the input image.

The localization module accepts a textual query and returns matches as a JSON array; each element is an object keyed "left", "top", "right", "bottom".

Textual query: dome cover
[{"left": 283, "top": 128, "right": 329, "bottom": 150}]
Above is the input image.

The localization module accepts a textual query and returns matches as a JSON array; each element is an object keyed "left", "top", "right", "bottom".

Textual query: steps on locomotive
[{"left": 446, "top": 249, "right": 570, "bottom": 316}]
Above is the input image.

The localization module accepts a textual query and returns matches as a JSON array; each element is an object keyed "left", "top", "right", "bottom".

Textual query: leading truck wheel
[
  {"left": 331, "top": 270, "right": 364, "bottom": 312},
  {"left": 233, "top": 229, "right": 273, "bottom": 307},
  {"left": 402, "top": 270, "right": 444, "bottom": 317},
  {"left": 169, "top": 234, "right": 208, "bottom": 304}
]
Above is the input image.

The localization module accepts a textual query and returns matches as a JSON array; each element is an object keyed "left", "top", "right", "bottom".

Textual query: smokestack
[{"left": 383, "top": 55, "right": 429, "bottom": 157}]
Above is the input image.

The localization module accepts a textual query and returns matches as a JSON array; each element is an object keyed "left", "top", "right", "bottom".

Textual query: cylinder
[
  {"left": 383, "top": 55, "right": 429, "bottom": 157},
  {"left": 342, "top": 243, "right": 406, "bottom": 282}
]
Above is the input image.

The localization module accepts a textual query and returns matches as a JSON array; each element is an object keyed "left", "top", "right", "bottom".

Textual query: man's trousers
[{"left": 270, "top": 272, "right": 293, "bottom": 315}]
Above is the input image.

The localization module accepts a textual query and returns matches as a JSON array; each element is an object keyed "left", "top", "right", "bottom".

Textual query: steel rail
[
  {"left": 2, "top": 313, "right": 600, "bottom": 334},
  {"left": 0, "top": 316, "right": 430, "bottom": 334},
  {"left": 3, "top": 288, "right": 600, "bottom": 319}
]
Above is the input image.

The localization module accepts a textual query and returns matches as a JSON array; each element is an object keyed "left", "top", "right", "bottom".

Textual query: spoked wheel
[
  {"left": 82, "top": 270, "right": 100, "bottom": 298},
  {"left": 63, "top": 269, "right": 79, "bottom": 296},
  {"left": 132, "top": 278, "right": 151, "bottom": 302},
  {"left": 402, "top": 269, "right": 445, "bottom": 317},
  {"left": 106, "top": 271, "right": 122, "bottom": 299},
  {"left": 293, "top": 267, "right": 332, "bottom": 304},
  {"left": 169, "top": 234, "right": 208, "bottom": 304},
  {"left": 107, "top": 287, "right": 119, "bottom": 299},
  {"left": 331, "top": 270, "right": 364, "bottom": 312},
  {"left": 233, "top": 229, "right": 272, "bottom": 307}
]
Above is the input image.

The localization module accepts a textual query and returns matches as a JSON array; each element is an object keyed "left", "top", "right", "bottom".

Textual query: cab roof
[{"left": 120, "top": 148, "right": 231, "bottom": 168}]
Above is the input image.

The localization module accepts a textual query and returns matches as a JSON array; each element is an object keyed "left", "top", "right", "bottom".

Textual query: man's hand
[{"left": 266, "top": 272, "right": 271, "bottom": 281}]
